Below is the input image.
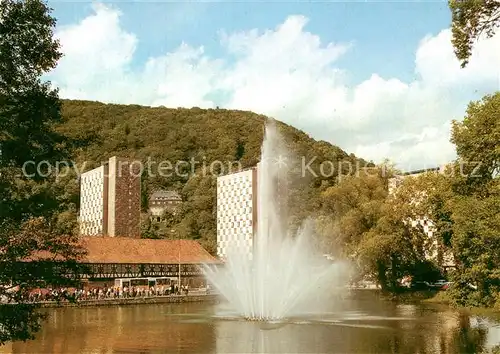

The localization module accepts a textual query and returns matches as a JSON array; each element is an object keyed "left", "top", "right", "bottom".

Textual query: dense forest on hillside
[
  {"left": 56, "top": 100, "right": 373, "bottom": 253},
  {"left": 1, "top": 0, "right": 498, "bottom": 345}
]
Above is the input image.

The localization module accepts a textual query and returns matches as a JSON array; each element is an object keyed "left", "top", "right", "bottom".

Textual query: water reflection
[
  {"left": 213, "top": 304, "right": 497, "bottom": 353},
  {"left": 1, "top": 291, "right": 499, "bottom": 353},
  {"left": 2, "top": 303, "right": 216, "bottom": 354}
]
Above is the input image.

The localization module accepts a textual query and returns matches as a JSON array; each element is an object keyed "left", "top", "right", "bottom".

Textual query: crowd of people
[{"left": 6, "top": 283, "right": 212, "bottom": 303}]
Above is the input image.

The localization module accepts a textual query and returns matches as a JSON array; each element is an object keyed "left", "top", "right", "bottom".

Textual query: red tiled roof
[
  {"left": 30, "top": 237, "right": 220, "bottom": 265},
  {"left": 82, "top": 237, "right": 220, "bottom": 264}
]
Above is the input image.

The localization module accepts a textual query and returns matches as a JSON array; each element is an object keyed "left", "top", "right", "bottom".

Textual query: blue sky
[
  {"left": 45, "top": 1, "right": 499, "bottom": 169},
  {"left": 49, "top": 1, "right": 451, "bottom": 85}
]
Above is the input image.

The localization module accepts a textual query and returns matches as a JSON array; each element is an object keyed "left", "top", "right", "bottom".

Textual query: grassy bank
[
  {"left": 423, "top": 292, "right": 500, "bottom": 318},
  {"left": 421, "top": 290, "right": 453, "bottom": 305},
  {"left": 380, "top": 289, "right": 500, "bottom": 318},
  {"left": 380, "top": 289, "right": 441, "bottom": 303}
]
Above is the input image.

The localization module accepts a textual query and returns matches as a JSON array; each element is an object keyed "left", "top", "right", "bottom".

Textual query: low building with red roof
[
  {"left": 79, "top": 237, "right": 218, "bottom": 265},
  {"left": 78, "top": 237, "right": 221, "bottom": 289},
  {"left": 30, "top": 236, "right": 221, "bottom": 290}
]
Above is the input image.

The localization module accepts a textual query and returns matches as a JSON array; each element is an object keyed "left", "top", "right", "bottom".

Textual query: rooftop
[
  {"left": 150, "top": 190, "right": 182, "bottom": 201},
  {"left": 401, "top": 167, "right": 441, "bottom": 176},
  {"left": 30, "top": 237, "right": 220, "bottom": 265}
]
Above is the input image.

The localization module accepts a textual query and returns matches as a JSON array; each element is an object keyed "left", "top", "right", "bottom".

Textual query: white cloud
[
  {"left": 48, "top": 4, "right": 500, "bottom": 171},
  {"left": 144, "top": 44, "right": 224, "bottom": 108},
  {"left": 51, "top": 3, "right": 137, "bottom": 102}
]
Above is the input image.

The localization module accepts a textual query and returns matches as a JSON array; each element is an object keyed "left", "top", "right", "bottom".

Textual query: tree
[
  {"left": 373, "top": 172, "right": 449, "bottom": 288},
  {"left": 390, "top": 170, "right": 456, "bottom": 257},
  {"left": 448, "top": 192, "right": 500, "bottom": 307},
  {"left": 451, "top": 92, "right": 500, "bottom": 186},
  {"left": 318, "top": 164, "right": 445, "bottom": 290},
  {"left": 358, "top": 212, "right": 429, "bottom": 291},
  {"left": 380, "top": 93, "right": 500, "bottom": 304},
  {"left": 0, "top": 0, "right": 83, "bottom": 344},
  {"left": 319, "top": 166, "right": 390, "bottom": 254},
  {"left": 318, "top": 166, "right": 398, "bottom": 286},
  {"left": 447, "top": 92, "right": 500, "bottom": 307},
  {"left": 449, "top": 0, "right": 500, "bottom": 67}
]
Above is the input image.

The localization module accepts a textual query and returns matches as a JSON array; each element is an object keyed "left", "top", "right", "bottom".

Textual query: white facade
[
  {"left": 78, "top": 156, "right": 141, "bottom": 238},
  {"left": 389, "top": 167, "right": 455, "bottom": 268},
  {"left": 149, "top": 206, "right": 165, "bottom": 217},
  {"left": 216, "top": 168, "right": 256, "bottom": 260},
  {"left": 107, "top": 156, "right": 118, "bottom": 237},
  {"left": 79, "top": 166, "right": 106, "bottom": 236},
  {"left": 148, "top": 190, "right": 182, "bottom": 217},
  {"left": 411, "top": 218, "right": 438, "bottom": 260}
]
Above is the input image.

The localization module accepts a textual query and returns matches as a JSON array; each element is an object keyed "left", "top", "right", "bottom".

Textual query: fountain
[{"left": 203, "top": 122, "right": 349, "bottom": 322}]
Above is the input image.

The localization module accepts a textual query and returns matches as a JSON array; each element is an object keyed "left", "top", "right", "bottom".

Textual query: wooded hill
[{"left": 57, "top": 100, "right": 373, "bottom": 253}]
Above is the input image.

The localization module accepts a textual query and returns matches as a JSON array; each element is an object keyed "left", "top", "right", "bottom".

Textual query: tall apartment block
[
  {"left": 388, "top": 166, "right": 455, "bottom": 269},
  {"left": 79, "top": 156, "right": 141, "bottom": 238},
  {"left": 216, "top": 167, "right": 258, "bottom": 260}
]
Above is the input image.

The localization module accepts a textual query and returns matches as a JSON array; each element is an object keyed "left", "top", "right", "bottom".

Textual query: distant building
[
  {"left": 388, "top": 165, "right": 455, "bottom": 270},
  {"left": 79, "top": 156, "right": 141, "bottom": 238},
  {"left": 23, "top": 157, "right": 220, "bottom": 291},
  {"left": 79, "top": 165, "right": 107, "bottom": 236},
  {"left": 216, "top": 166, "right": 258, "bottom": 260},
  {"left": 388, "top": 166, "right": 444, "bottom": 194},
  {"left": 149, "top": 190, "right": 182, "bottom": 220},
  {"left": 30, "top": 237, "right": 221, "bottom": 288}
]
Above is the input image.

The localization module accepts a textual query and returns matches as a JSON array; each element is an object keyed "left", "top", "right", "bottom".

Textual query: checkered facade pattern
[
  {"left": 216, "top": 168, "right": 256, "bottom": 260},
  {"left": 79, "top": 157, "right": 141, "bottom": 238},
  {"left": 389, "top": 168, "right": 455, "bottom": 268},
  {"left": 79, "top": 166, "right": 105, "bottom": 236},
  {"left": 411, "top": 218, "right": 438, "bottom": 259}
]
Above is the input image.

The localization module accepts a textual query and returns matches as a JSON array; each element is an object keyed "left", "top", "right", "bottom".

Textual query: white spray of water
[{"left": 204, "top": 122, "right": 349, "bottom": 321}]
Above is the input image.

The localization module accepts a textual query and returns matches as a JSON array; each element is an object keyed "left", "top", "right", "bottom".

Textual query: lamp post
[
  {"left": 173, "top": 229, "right": 181, "bottom": 290},
  {"left": 171, "top": 228, "right": 181, "bottom": 292},
  {"left": 178, "top": 238, "right": 181, "bottom": 289}
]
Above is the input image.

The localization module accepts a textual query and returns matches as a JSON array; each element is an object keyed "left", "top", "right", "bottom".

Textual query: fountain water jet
[{"left": 203, "top": 122, "right": 349, "bottom": 322}]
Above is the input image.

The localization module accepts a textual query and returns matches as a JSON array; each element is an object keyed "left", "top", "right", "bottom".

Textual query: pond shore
[
  {"left": 38, "top": 294, "right": 220, "bottom": 308},
  {"left": 381, "top": 289, "right": 440, "bottom": 302},
  {"left": 25, "top": 288, "right": 500, "bottom": 315},
  {"left": 378, "top": 289, "right": 500, "bottom": 318}
]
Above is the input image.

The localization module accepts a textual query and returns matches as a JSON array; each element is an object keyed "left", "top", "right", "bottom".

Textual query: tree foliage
[
  {"left": 318, "top": 167, "right": 389, "bottom": 256},
  {"left": 56, "top": 99, "right": 373, "bottom": 252},
  {"left": 0, "top": 0, "right": 83, "bottom": 344},
  {"left": 451, "top": 92, "right": 500, "bottom": 185},
  {"left": 318, "top": 166, "right": 442, "bottom": 290},
  {"left": 316, "top": 92, "right": 500, "bottom": 306},
  {"left": 449, "top": 0, "right": 500, "bottom": 67},
  {"left": 446, "top": 92, "right": 500, "bottom": 307}
]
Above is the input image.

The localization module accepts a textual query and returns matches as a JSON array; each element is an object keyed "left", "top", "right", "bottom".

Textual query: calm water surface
[{"left": 2, "top": 291, "right": 500, "bottom": 353}]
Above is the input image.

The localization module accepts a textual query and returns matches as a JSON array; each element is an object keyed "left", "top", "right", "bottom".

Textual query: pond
[{"left": 1, "top": 291, "right": 499, "bottom": 353}]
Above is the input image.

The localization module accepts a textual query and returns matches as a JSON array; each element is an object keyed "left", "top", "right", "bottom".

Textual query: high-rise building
[
  {"left": 79, "top": 165, "right": 108, "bottom": 236},
  {"left": 79, "top": 156, "right": 141, "bottom": 238},
  {"left": 388, "top": 166, "right": 455, "bottom": 269},
  {"left": 216, "top": 167, "right": 258, "bottom": 260}
]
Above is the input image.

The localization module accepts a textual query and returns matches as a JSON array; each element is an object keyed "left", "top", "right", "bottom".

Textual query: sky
[{"left": 46, "top": 0, "right": 500, "bottom": 171}]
